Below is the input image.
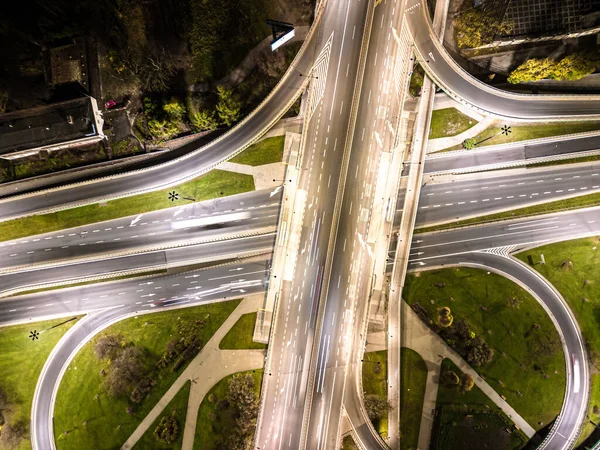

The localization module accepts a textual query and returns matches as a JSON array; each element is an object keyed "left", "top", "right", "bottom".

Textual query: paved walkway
[
  {"left": 366, "top": 301, "right": 535, "bottom": 450},
  {"left": 221, "top": 131, "right": 301, "bottom": 190},
  {"left": 121, "top": 295, "right": 266, "bottom": 450}
]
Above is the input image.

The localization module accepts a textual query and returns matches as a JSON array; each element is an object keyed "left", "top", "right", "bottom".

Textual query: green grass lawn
[
  {"left": 341, "top": 435, "right": 359, "bottom": 450},
  {"left": 429, "top": 108, "right": 477, "bottom": 140},
  {"left": 194, "top": 369, "right": 263, "bottom": 449},
  {"left": 415, "top": 191, "right": 600, "bottom": 233},
  {"left": 516, "top": 237, "right": 600, "bottom": 443},
  {"left": 54, "top": 300, "right": 241, "bottom": 450},
  {"left": 362, "top": 348, "right": 428, "bottom": 446},
  {"left": 400, "top": 348, "right": 428, "bottom": 450},
  {"left": 132, "top": 381, "right": 191, "bottom": 450},
  {"left": 362, "top": 350, "right": 389, "bottom": 438},
  {"left": 219, "top": 312, "right": 266, "bottom": 350},
  {"left": 0, "top": 317, "right": 80, "bottom": 450},
  {"left": 230, "top": 136, "right": 284, "bottom": 166},
  {"left": 444, "top": 121, "right": 600, "bottom": 151},
  {"left": 578, "top": 374, "right": 600, "bottom": 447},
  {"left": 404, "top": 268, "right": 566, "bottom": 430},
  {"left": 432, "top": 359, "right": 527, "bottom": 450},
  {"left": 0, "top": 169, "right": 255, "bottom": 243}
]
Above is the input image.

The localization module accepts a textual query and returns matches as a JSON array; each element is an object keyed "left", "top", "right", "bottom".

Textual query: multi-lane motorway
[{"left": 6, "top": 0, "right": 600, "bottom": 448}]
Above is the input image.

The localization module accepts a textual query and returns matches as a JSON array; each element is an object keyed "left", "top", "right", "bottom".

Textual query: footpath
[
  {"left": 121, "top": 295, "right": 266, "bottom": 450},
  {"left": 367, "top": 301, "right": 535, "bottom": 450}
]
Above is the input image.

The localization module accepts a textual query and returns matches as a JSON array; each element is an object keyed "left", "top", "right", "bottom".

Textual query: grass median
[
  {"left": 0, "top": 169, "right": 255, "bottom": 243},
  {"left": 0, "top": 316, "right": 81, "bottom": 450},
  {"left": 230, "top": 136, "right": 284, "bottom": 166},
  {"left": 516, "top": 237, "right": 600, "bottom": 445},
  {"left": 415, "top": 191, "right": 600, "bottom": 233},
  {"left": 54, "top": 300, "right": 240, "bottom": 450},
  {"left": 362, "top": 348, "right": 427, "bottom": 448},
  {"left": 219, "top": 312, "right": 266, "bottom": 350},
  {"left": 132, "top": 381, "right": 191, "bottom": 450},
  {"left": 429, "top": 108, "right": 477, "bottom": 140},
  {"left": 194, "top": 369, "right": 263, "bottom": 449},
  {"left": 432, "top": 358, "right": 528, "bottom": 450},
  {"left": 404, "top": 268, "right": 566, "bottom": 430},
  {"left": 442, "top": 121, "right": 600, "bottom": 152}
]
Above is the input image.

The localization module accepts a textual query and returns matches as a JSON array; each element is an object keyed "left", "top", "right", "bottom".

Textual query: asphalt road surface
[
  {"left": 407, "top": 0, "right": 600, "bottom": 119},
  {"left": 0, "top": 189, "right": 280, "bottom": 272},
  {"left": 28, "top": 258, "right": 270, "bottom": 450},
  {"left": 423, "top": 133, "right": 600, "bottom": 174}
]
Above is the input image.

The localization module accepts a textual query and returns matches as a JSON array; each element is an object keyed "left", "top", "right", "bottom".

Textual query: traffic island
[
  {"left": 0, "top": 317, "right": 80, "bottom": 450},
  {"left": 53, "top": 300, "right": 241, "bottom": 450},
  {"left": 517, "top": 236, "right": 600, "bottom": 445},
  {"left": 403, "top": 267, "right": 565, "bottom": 431},
  {"left": 431, "top": 359, "right": 528, "bottom": 450}
]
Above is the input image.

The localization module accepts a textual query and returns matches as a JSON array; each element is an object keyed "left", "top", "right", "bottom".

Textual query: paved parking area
[{"left": 502, "top": 0, "right": 597, "bottom": 36}]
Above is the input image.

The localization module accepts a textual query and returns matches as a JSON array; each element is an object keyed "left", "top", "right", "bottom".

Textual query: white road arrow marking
[
  {"left": 130, "top": 214, "right": 143, "bottom": 226},
  {"left": 428, "top": 52, "right": 435, "bottom": 62},
  {"left": 270, "top": 185, "right": 283, "bottom": 198}
]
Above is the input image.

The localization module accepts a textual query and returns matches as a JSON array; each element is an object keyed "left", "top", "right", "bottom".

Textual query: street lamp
[{"left": 168, "top": 191, "right": 195, "bottom": 202}]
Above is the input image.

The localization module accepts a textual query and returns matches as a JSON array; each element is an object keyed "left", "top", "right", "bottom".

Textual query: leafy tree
[
  {"left": 508, "top": 53, "right": 599, "bottom": 84},
  {"left": 437, "top": 306, "right": 454, "bottom": 328},
  {"left": 216, "top": 85, "right": 242, "bottom": 126},
  {"left": 460, "top": 373, "right": 474, "bottom": 392},
  {"left": 466, "top": 337, "right": 494, "bottom": 367},
  {"left": 462, "top": 138, "right": 476, "bottom": 150},
  {"left": 153, "top": 413, "right": 179, "bottom": 444},
  {"left": 94, "top": 334, "right": 124, "bottom": 360},
  {"left": 147, "top": 118, "right": 179, "bottom": 142},
  {"left": 454, "top": 8, "right": 512, "bottom": 49},
  {"left": 163, "top": 99, "right": 186, "bottom": 121},
  {"left": 226, "top": 373, "right": 259, "bottom": 449},
  {"left": 364, "top": 394, "right": 389, "bottom": 421},
  {"left": 507, "top": 58, "right": 554, "bottom": 84},
  {"left": 104, "top": 345, "right": 147, "bottom": 397},
  {"left": 190, "top": 109, "right": 219, "bottom": 131}
]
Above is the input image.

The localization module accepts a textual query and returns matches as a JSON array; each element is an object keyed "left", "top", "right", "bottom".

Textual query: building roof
[{"left": 0, "top": 97, "right": 99, "bottom": 156}]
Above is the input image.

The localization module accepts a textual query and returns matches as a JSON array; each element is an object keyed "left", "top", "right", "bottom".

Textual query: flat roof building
[{"left": 0, "top": 96, "right": 104, "bottom": 160}]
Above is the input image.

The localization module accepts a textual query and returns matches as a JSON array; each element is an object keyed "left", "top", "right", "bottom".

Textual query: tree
[
  {"left": 507, "top": 58, "right": 554, "bottom": 84},
  {"left": 226, "top": 373, "right": 259, "bottom": 449},
  {"left": 216, "top": 85, "right": 241, "bottom": 126},
  {"left": 454, "top": 8, "right": 512, "bottom": 49},
  {"left": 466, "top": 337, "right": 494, "bottom": 367},
  {"left": 508, "top": 53, "right": 599, "bottom": 84},
  {"left": 153, "top": 413, "right": 179, "bottom": 444},
  {"left": 163, "top": 99, "right": 186, "bottom": 121},
  {"left": 94, "top": 334, "right": 124, "bottom": 360},
  {"left": 104, "top": 345, "right": 147, "bottom": 397},
  {"left": 190, "top": 109, "right": 219, "bottom": 131},
  {"left": 437, "top": 306, "right": 454, "bottom": 328},
  {"left": 462, "top": 138, "right": 475, "bottom": 150},
  {"left": 364, "top": 394, "right": 389, "bottom": 421},
  {"left": 460, "top": 373, "right": 474, "bottom": 392},
  {"left": 147, "top": 118, "right": 179, "bottom": 142}
]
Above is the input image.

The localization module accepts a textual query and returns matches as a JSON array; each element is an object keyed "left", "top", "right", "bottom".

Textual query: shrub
[
  {"left": 454, "top": 8, "right": 512, "bottom": 49},
  {"left": 153, "top": 413, "right": 179, "bottom": 444},
  {"left": 364, "top": 394, "right": 389, "bottom": 421},
  {"left": 94, "top": 334, "right": 124, "bottom": 360},
  {"left": 441, "top": 370, "right": 460, "bottom": 386},
  {"left": 462, "top": 138, "right": 476, "bottom": 150},
  {"left": 460, "top": 373, "right": 475, "bottom": 392}
]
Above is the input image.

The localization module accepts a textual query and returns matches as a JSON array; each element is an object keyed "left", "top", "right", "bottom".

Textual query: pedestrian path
[
  {"left": 366, "top": 300, "right": 535, "bottom": 450},
  {"left": 121, "top": 295, "right": 266, "bottom": 450},
  {"left": 427, "top": 116, "right": 495, "bottom": 153}
]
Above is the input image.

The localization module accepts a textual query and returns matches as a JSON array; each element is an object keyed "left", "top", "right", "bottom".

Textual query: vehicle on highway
[
  {"left": 573, "top": 354, "right": 580, "bottom": 393},
  {"left": 170, "top": 211, "right": 252, "bottom": 230}
]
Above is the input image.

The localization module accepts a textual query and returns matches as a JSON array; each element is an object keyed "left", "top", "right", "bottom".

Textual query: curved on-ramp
[{"left": 346, "top": 250, "right": 587, "bottom": 450}]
